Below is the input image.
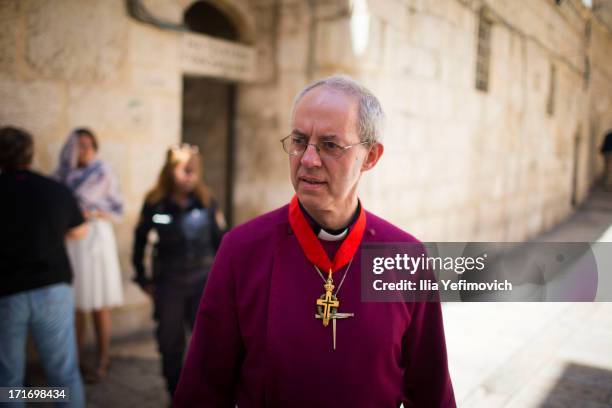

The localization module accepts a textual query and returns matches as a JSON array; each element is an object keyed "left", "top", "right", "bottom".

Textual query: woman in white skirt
[{"left": 54, "top": 128, "right": 124, "bottom": 381}]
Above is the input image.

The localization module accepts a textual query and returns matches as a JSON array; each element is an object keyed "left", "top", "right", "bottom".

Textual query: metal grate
[
  {"left": 547, "top": 63, "right": 556, "bottom": 116},
  {"left": 475, "top": 9, "right": 493, "bottom": 92}
]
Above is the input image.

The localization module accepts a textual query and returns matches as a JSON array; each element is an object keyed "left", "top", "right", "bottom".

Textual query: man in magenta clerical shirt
[{"left": 173, "top": 75, "right": 456, "bottom": 407}]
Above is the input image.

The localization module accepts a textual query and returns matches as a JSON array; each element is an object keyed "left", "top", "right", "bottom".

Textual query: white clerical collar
[{"left": 317, "top": 228, "right": 348, "bottom": 241}]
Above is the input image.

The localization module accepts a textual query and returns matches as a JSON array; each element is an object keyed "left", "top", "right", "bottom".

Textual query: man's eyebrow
[
  {"left": 290, "top": 130, "right": 339, "bottom": 140},
  {"left": 291, "top": 129, "right": 308, "bottom": 137}
]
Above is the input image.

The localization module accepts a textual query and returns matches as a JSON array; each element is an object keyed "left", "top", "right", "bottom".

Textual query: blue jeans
[{"left": 0, "top": 283, "right": 85, "bottom": 407}]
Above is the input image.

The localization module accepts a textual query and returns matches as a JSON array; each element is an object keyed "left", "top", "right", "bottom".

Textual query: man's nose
[{"left": 300, "top": 144, "right": 322, "bottom": 168}]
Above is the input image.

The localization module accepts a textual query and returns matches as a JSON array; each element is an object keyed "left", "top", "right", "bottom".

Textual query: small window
[
  {"left": 475, "top": 9, "right": 493, "bottom": 92},
  {"left": 546, "top": 63, "right": 556, "bottom": 116},
  {"left": 584, "top": 21, "right": 591, "bottom": 89},
  {"left": 584, "top": 56, "right": 590, "bottom": 89}
]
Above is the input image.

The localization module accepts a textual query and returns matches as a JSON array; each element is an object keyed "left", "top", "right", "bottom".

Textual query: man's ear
[{"left": 361, "top": 142, "right": 384, "bottom": 172}]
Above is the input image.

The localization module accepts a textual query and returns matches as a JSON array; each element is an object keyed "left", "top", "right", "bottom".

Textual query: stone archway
[
  {"left": 184, "top": 1, "right": 239, "bottom": 41},
  {"left": 182, "top": 0, "right": 255, "bottom": 45},
  {"left": 180, "top": 0, "right": 254, "bottom": 226}
]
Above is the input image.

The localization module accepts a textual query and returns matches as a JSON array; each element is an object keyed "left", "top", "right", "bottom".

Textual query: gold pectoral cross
[
  {"left": 316, "top": 270, "right": 338, "bottom": 327},
  {"left": 315, "top": 269, "right": 354, "bottom": 350}
]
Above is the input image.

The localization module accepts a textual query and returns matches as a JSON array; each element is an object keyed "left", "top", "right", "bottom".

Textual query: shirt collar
[{"left": 297, "top": 199, "right": 361, "bottom": 242}]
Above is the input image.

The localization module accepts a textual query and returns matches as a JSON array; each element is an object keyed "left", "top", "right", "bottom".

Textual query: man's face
[{"left": 289, "top": 86, "right": 369, "bottom": 212}]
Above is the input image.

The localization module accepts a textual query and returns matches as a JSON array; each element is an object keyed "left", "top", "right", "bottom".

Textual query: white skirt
[{"left": 66, "top": 219, "right": 124, "bottom": 311}]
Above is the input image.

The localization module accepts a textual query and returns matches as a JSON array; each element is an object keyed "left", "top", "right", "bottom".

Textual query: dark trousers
[{"left": 153, "top": 279, "right": 205, "bottom": 397}]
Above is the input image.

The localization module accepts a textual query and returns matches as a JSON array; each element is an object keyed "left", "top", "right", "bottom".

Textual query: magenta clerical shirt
[{"left": 173, "top": 203, "right": 456, "bottom": 407}]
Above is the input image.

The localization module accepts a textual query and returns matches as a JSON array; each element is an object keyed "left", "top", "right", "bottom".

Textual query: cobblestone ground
[
  {"left": 24, "top": 189, "right": 612, "bottom": 408},
  {"left": 81, "top": 335, "right": 169, "bottom": 408},
  {"left": 24, "top": 333, "right": 168, "bottom": 408}
]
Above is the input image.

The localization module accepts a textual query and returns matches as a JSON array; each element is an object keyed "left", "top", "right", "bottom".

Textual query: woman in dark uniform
[{"left": 132, "top": 143, "right": 225, "bottom": 398}]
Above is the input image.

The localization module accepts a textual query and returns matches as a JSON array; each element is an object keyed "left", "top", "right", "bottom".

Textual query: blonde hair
[{"left": 145, "top": 144, "right": 212, "bottom": 207}]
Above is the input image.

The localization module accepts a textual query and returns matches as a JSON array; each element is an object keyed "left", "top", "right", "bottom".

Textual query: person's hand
[
  {"left": 66, "top": 222, "right": 89, "bottom": 241},
  {"left": 89, "top": 209, "right": 108, "bottom": 219},
  {"left": 98, "top": 210, "right": 111, "bottom": 219},
  {"left": 83, "top": 209, "right": 102, "bottom": 219}
]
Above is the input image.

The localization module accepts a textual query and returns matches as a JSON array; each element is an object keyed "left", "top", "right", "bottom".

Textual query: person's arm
[
  {"left": 102, "top": 167, "right": 124, "bottom": 222},
  {"left": 132, "top": 202, "right": 154, "bottom": 290},
  {"left": 402, "top": 301, "right": 456, "bottom": 407},
  {"left": 209, "top": 199, "right": 227, "bottom": 251},
  {"left": 173, "top": 232, "right": 243, "bottom": 407},
  {"left": 77, "top": 163, "right": 124, "bottom": 223},
  {"left": 63, "top": 184, "right": 88, "bottom": 241}
]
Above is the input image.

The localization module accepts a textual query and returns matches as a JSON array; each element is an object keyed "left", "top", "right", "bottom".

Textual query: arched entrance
[{"left": 181, "top": 1, "right": 246, "bottom": 227}]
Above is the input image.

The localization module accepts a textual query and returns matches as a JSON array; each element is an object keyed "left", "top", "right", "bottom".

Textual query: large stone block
[
  {"left": 277, "top": 2, "right": 310, "bottom": 72},
  {"left": 151, "top": 95, "right": 181, "bottom": 143},
  {"left": 312, "top": 0, "right": 350, "bottom": 20},
  {"left": 25, "top": 0, "right": 127, "bottom": 83},
  {"left": 404, "top": 45, "right": 440, "bottom": 79},
  {"left": 406, "top": 13, "right": 453, "bottom": 51},
  {"left": 250, "top": 5, "right": 278, "bottom": 83},
  {"left": 367, "top": 0, "right": 408, "bottom": 30},
  {"left": 314, "top": 17, "right": 356, "bottom": 71},
  {"left": 130, "top": 65, "right": 181, "bottom": 95},
  {"left": 128, "top": 23, "right": 180, "bottom": 70},
  {"left": 127, "top": 141, "right": 171, "bottom": 209},
  {"left": 67, "top": 86, "right": 155, "bottom": 136},
  {"left": 141, "top": 0, "right": 183, "bottom": 26},
  {"left": 0, "top": 1, "right": 20, "bottom": 74},
  {"left": 0, "top": 76, "right": 64, "bottom": 142}
]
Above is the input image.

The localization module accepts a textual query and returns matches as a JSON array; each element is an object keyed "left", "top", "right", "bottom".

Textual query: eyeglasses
[{"left": 280, "top": 134, "right": 369, "bottom": 159}]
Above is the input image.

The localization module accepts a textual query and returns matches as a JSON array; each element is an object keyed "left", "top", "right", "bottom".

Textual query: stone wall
[
  {"left": 233, "top": 0, "right": 612, "bottom": 243},
  {"left": 1, "top": 0, "right": 611, "bottom": 336},
  {"left": 589, "top": 9, "right": 612, "bottom": 182},
  {"left": 0, "top": 0, "right": 184, "bottom": 333}
]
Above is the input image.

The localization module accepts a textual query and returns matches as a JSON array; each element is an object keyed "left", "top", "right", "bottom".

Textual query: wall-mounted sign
[{"left": 181, "top": 32, "right": 256, "bottom": 82}]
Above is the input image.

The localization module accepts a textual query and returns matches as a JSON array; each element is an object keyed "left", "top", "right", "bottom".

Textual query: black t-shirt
[{"left": 0, "top": 169, "right": 85, "bottom": 297}]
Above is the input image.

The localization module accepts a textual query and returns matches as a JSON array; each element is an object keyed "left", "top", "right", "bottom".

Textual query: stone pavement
[
  {"left": 24, "top": 189, "right": 611, "bottom": 407},
  {"left": 444, "top": 187, "right": 612, "bottom": 407},
  {"left": 81, "top": 334, "right": 169, "bottom": 408}
]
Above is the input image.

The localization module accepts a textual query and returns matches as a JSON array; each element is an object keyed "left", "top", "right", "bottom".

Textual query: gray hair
[{"left": 291, "top": 75, "right": 385, "bottom": 145}]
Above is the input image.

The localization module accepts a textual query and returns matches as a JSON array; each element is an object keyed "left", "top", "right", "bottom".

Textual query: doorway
[
  {"left": 180, "top": 1, "right": 240, "bottom": 226},
  {"left": 182, "top": 76, "right": 235, "bottom": 226}
]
